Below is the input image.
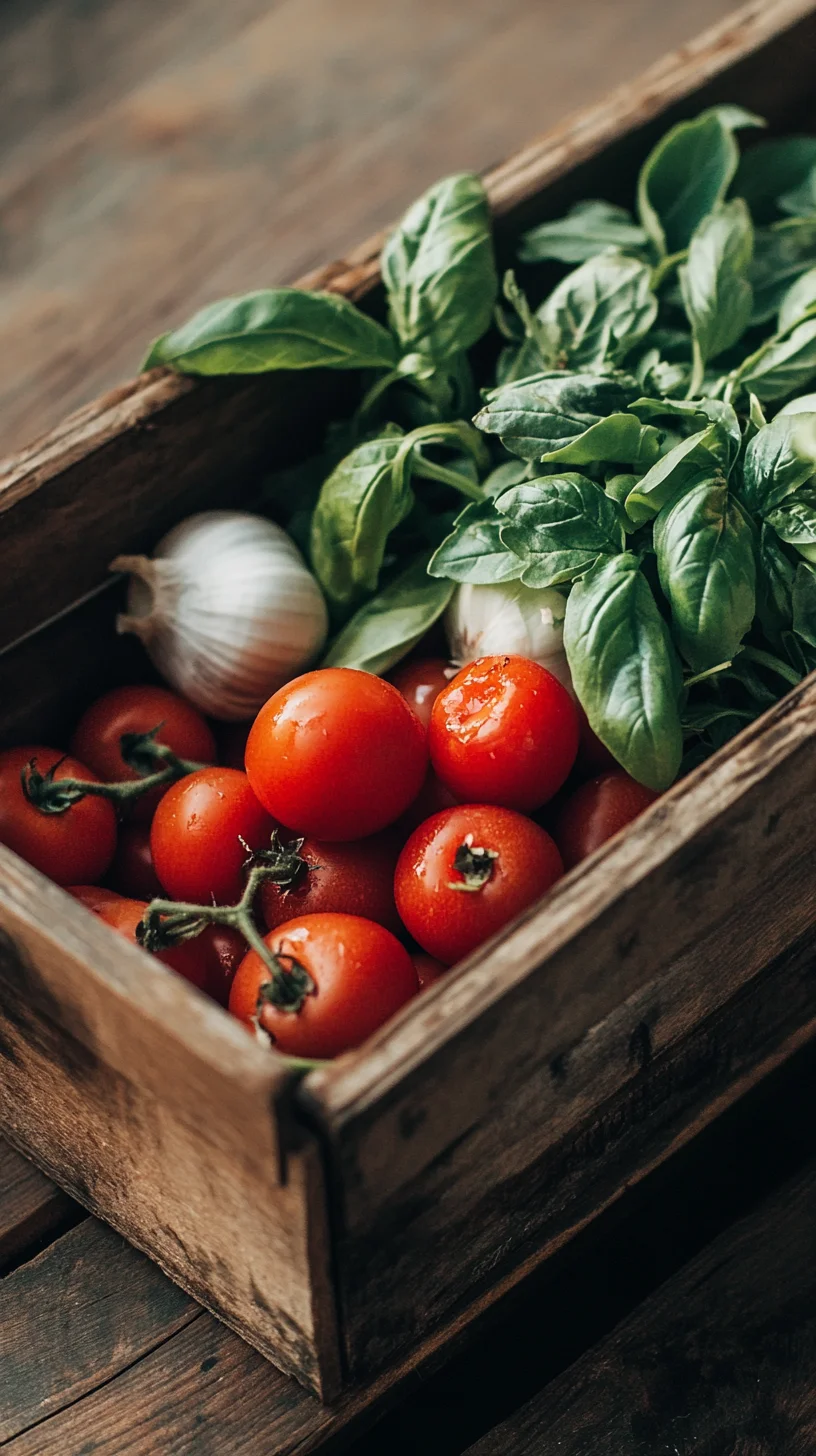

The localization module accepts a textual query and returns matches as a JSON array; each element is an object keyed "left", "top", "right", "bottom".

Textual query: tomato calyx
[
  {"left": 256, "top": 951, "right": 316, "bottom": 1019},
  {"left": 447, "top": 835, "right": 499, "bottom": 893},
  {"left": 244, "top": 832, "right": 310, "bottom": 890},
  {"left": 22, "top": 727, "right": 208, "bottom": 816}
]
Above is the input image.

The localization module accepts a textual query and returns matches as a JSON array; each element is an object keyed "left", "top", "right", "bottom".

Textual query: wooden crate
[{"left": 2, "top": 0, "right": 816, "bottom": 1404}]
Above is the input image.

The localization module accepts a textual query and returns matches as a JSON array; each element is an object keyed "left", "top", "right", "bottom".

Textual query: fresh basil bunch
[{"left": 144, "top": 111, "right": 816, "bottom": 792}]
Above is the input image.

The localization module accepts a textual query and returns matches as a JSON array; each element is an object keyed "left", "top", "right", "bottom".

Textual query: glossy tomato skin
[
  {"left": 97, "top": 897, "right": 212, "bottom": 992},
  {"left": 258, "top": 830, "right": 402, "bottom": 935},
  {"left": 388, "top": 658, "right": 454, "bottom": 733},
  {"left": 395, "top": 803, "right": 564, "bottom": 965},
  {"left": 245, "top": 668, "right": 427, "bottom": 840},
  {"left": 150, "top": 767, "right": 275, "bottom": 905},
  {"left": 66, "top": 885, "right": 124, "bottom": 913},
  {"left": 429, "top": 655, "right": 579, "bottom": 812},
  {"left": 229, "top": 912, "right": 419, "bottom": 1059},
  {"left": 412, "top": 952, "right": 447, "bottom": 989},
  {"left": 108, "top": 822, "right": 164, "bottom": 900},
  {"left": 553, "top": 771, "right": 659, "bottom": 869},
  {"left": 70, "top": 685, "right": 216, "bottom": 822},
  {"left": 198, "top": 925, "right": 248, "bottom": 1007},
  {"left": 576, "top": 702, "right": 617, "bottom": 774},
  {"left": 0, "top": 746, "right": 118, "bottom": 886},
  {"left": 397, "top": 769, "right": 458, "bottom": 836}
]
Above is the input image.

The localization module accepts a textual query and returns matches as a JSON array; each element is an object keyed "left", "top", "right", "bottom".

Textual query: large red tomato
[
  {"left": 245, "top": 668, "right": 427, "bottom": 840},
  {"left": 258, "top": 831, "right": 402, "bottom": 935},
  {"left": 395, "top": 803, "right": 563, "bottom": 965},
  {"left": 429, "top": 655, "right": 579, "bottom": 812},
  {"left": 0, "top": 746, "right": 118, "bottom": 886},
  {"left": 553, "top": 771, "right": 659, "bottom": 869},
  {"left": 150, "top": 767, "right": 275, "bottom": 904},
  {"left": 229, "top": 912, "right": 419, "bottom": 1059}
]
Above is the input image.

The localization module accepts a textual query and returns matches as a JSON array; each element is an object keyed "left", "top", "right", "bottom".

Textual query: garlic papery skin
[
  {"left": 445, "top": 580, "right": 569, "bottom": 682},
  {"left": 112, "top": 511, "right": 328, "bottom": 721}
]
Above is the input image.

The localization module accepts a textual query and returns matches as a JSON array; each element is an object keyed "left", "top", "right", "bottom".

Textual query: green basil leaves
[
  {"left": 637, "top": 107, "right": 760, "bottom": 258},
  {"left": 496, "top": 474, "right": 625, "bottom": 588},
  {"left": 322, "top": 557, "right": 454, "bottom": 674},
  {"left": 680, "top": 199, "right": 753, "bottom": 391},
  {"left": 519, "top": 201, "right": 648, "bottom": 264}
]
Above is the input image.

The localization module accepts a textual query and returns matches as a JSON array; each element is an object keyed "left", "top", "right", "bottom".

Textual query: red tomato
[
  {"left": 398, "top": 769, "right": 459, "bottom": 836},
  {"left": 215, "top": 720, "right": 252, "bottom": 771},
  {"left": 245, "top": 668, "right": 427, "bottom": 840},
  {"left": 553, "top": 771, "right": 659, "bottom": 869},
  {"left": 97, "top": 897, "right": 212, "bottom": 992},
  {"left": 576, "top": 702, "right": 617, "bottom": 774},
  {"left": 429, "top": 655, "right": 579, "bottom": 812},
  {"left": 150, "top": 767, "right": 275, "bottom": 905},
  {"left": 258, "top": 830, "right": 402, "bottom": 935},
  {"left": 198, "top": 924, "right": 248, "bottom": 1007},
  {"left": 108, "top": 823, "right": 164, "bottom": 900},
  {"left": 395, "top": 803, "right": 563, "bottom": 965},
  {"left": 229, "top": 912, "right": 418, "bottom": 1059},
  {"left": 0, "top": 746, "right": 118, "bottom": 886},
  {"left": 412, "top": 952, "right": 447, "bottom": 989},
  {"left": 66, "top": 885, "right": 124, "bottom": 913},
  {"left": 70, "top": 685, "right": 216, "bottom": 822},
  {"left": 388, "top": 658, "right": 454, "bottom": 732}
]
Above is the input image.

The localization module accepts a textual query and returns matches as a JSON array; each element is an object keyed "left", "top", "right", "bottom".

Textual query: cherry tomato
[
  {"left": 0, "top": 746, "right": 118, "bottom": 886},
  {"left": 97, "top": 897, "right": 212, "bottom": 992},
  {"left": 108, "top": 823, "right": 164, "bottom": 900},
  {"left": 398, "top": 768, "right": 459, "bottom": 836},
  {"left": 553, "top": 771, "right": 659, "bottom": 869},
  {"left": 229, "top": 912, "right": 418, "bottom": 1059},
  {"left": 150, "top": 767, "right": 275, "bottom": 905},
  {"left": 388, "top": 658, "right": 454, "bottom": 733},
  {"left": 245, "top": 668, "right": 427, "bottom": 840},
  {"left": 412, "top": 952, "right": 447, "bottom": 989},
  {"left": 66, "top": 885, "right": 124, "bottom": 913},
  {"left": 70, "top": 685, "right": 216, "bottom": 822},
  {"left": 258, "top": 830, "right": 402, "bottom": 935},
  {"left": 197, "top": 924, "right": 248, "bottom": 1007},
  {"left": 215, "top": 720, "right": 252, "bottom": 771},
  {"left": 576, "top": 702, "right": 617, "bottom": 774},
  {"left": 395, "top": 803, "right": 563, "bottom": 965},
  {"left": 429, "top": 655, "right": 579, "bottom": 812}
]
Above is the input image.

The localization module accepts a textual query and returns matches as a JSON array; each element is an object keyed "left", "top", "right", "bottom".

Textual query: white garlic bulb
[
  {"left": 112, "top": 511, "right": 328, "bottom": 720},
  {"left": 445, "top": 580, "right": 572, "bottom": 687}
]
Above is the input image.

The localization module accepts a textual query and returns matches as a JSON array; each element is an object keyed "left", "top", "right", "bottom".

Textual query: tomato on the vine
[
  {"left": 97, "top": 896, "right": 213, "bottom": 992},
  {"left": 395, "top": 803, "right": 563, "bottom": 965},
  {"left": 388, "top": 658, "right": 454, "bottom": 733},
  {"left": 0, "top": 746, "right": 118, "bottom": 886},
  {"left": 150, "top": 767, "right": 275, "bottom": 904},
  {"left": 70, "top": 684, "right": 216, "bottom": 822},
  {"left": 108, "top": 822, "right": 164, "bottom": 900},
  {"left": 245, "top": 668, "right": 427, "bottom": 840},
  {"left": 67, "top": 885, "right": 124, "bottom": 913},
  {"left": 229, "top": 912, "right": 418, "bottom": 1059},
  {"left": 553, "top": 771, "right": 659, "bottom": 869},
  {"left": 258, "top": 831, "right": 402, "bottom": 935},
  {"left": 429, "top": 655, "right": 579, "bottom": 812}
]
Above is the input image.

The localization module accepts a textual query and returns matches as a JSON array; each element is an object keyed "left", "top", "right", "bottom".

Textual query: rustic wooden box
[{"left": 2, "top": 0, "right": 816, "bottom": 1404}]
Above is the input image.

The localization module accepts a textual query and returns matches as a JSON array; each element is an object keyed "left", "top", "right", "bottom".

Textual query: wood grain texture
[
  {"left": 0, "top": 0, "right": 740, "bottom": 458},
  {"left": 466, "top": 1160, "right": 816, "bottom": 1455},
  {"left": 0, "top": 1138, "right": 75, "bottom": 1270}
]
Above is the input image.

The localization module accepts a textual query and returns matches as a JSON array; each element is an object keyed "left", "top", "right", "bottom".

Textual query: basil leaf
[
  {"left": 538, "top": 253, "right": 658, "bottom": 369},
  {"left": 495, "top": 271, "right": 559, "bottom": 384},
  {"left": 757, "top": 522, "right": 796, "bottom": 641},
  {"left": 428, "top": 499, "right": 523, "bottom": 583},
  {"left": 737, "top": 316, "right": 816, "bottom": 402},
  {"left": 779, "top": 393, "right": 816, "bottom": 416},
  {"left": 518, "top": 201, "right": 647, "bottom": 264},
  {"left": 496, "top": 473, "right": 625, "bottom": 588},
  {"left": 536, "top": 412, "right": 661, "bottom": 469},
  {"left": 143, "top": 288, "right": 398, "bottom": 375},
  {"left": 381, "top": 173, "right": 498, "bottom": 362},
  {"left": 765, "top": 489, "right": 816, "bottom": 558},
  {"left": 741, "top": 413, "right": 816, "bottom": 514},
  {"left": 779, "top": 168, "right": 816, "bottom": 218},
  {"left": 732, "top": 136, "right": 816, "bottom": 222},
  {"left": 482, "top": 459, "right": 530, "bottom": 498},
  {"left": 792, "top": 560, "right": 816, "bottom": 647},
  {"left": 321, "top": 557, "right": 454, "bottom": 674},
  {"left": 778, "top": 266, "right": 816, "bottom": 332},
  {"left": 625, "top": 423, "right": 729, "bottom": 525},
  {"left": 654, "top": 478, "right": 756, "bottom": 671},
  {"left": 749, "top": 219, "right": 816, "bottom": 324},
  {"left": 637, "top": 109, "right": 742, "bottom": 258},
  {"left": 310, "top": 430, "right": 412, "bottom": 605},
  {"left": 629, "top": 395, "right": 742, "bottom": 457},
  {"left": 564, "top": 553, "right": 683, "bottom": 790},
  {"left": 679, "top": 200, "right": 753, "bottom": 383},
  {"left": 474, "top": 372, "right": 638, "bottom": 462}
]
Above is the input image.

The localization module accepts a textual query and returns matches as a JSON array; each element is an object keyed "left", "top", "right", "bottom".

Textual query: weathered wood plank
[
  {"left": 0, "top": 1139, "right": 75, "bottom": 1270},
  {"left": 465, "top": 1160, "right": 816, "bottom": 1455},
  {"left": 0, "top": 1219, "right": 198, "bottom": 1442}
]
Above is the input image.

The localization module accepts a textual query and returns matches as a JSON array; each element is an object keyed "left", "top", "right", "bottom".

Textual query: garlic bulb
[
  {"left": 112, "top": 511, "right": 328, "bottom": 720},
  {"left": 445, "top": 580, "right": 572, "bottom": 688}
]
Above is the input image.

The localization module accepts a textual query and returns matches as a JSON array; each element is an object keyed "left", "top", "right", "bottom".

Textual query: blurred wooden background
[{"left": 0, "top": 0, "right": 736, "bottom": 457}]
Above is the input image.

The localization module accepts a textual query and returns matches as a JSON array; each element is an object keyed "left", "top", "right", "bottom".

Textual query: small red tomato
[
  {"left": 0, "top": 746, "right": 118, "bottom": 886},
  {"left": 258, "top": 831, "right": 402, "bottom": 935},
  {"left": 198, "top": 924, "right": 248, "bottom": 1007},
  {"left": 412, "top": 952, "right": 447, "bottom": 989},
  {"left": 229, "top": 913, "right": 418, "bottom": 1059},
  {"left": 150, "top": 767, "right": 275, "bottom": 904},
  {"left": 245, "top": 668, "right": 427, "bottom": 840},
  {"left": 97, "top": 897, "right": 212, "bottom": 992},
  {"left": 388, "top": 658, "right": 454, "bottom": 733},
  {"left": 108, "top": 823, "right": 164, "bottom": 900},
  {"left": 576, "top": 702, "right": 617, "bottom": 774},
  {"left": 70, "top": 685, "right": 216, "bottom": 822},
  {"left": 553, "top": 771, "right": 659, "bottom": 869},
  {"left": 429, "top": 655, "right": 579, "bottom": 812},
  {"left": 395, "top": 803, "right": 563, "bottom": 965},
  {"left": 66, "top": 885, "right": 124, "bottom": 913}
]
